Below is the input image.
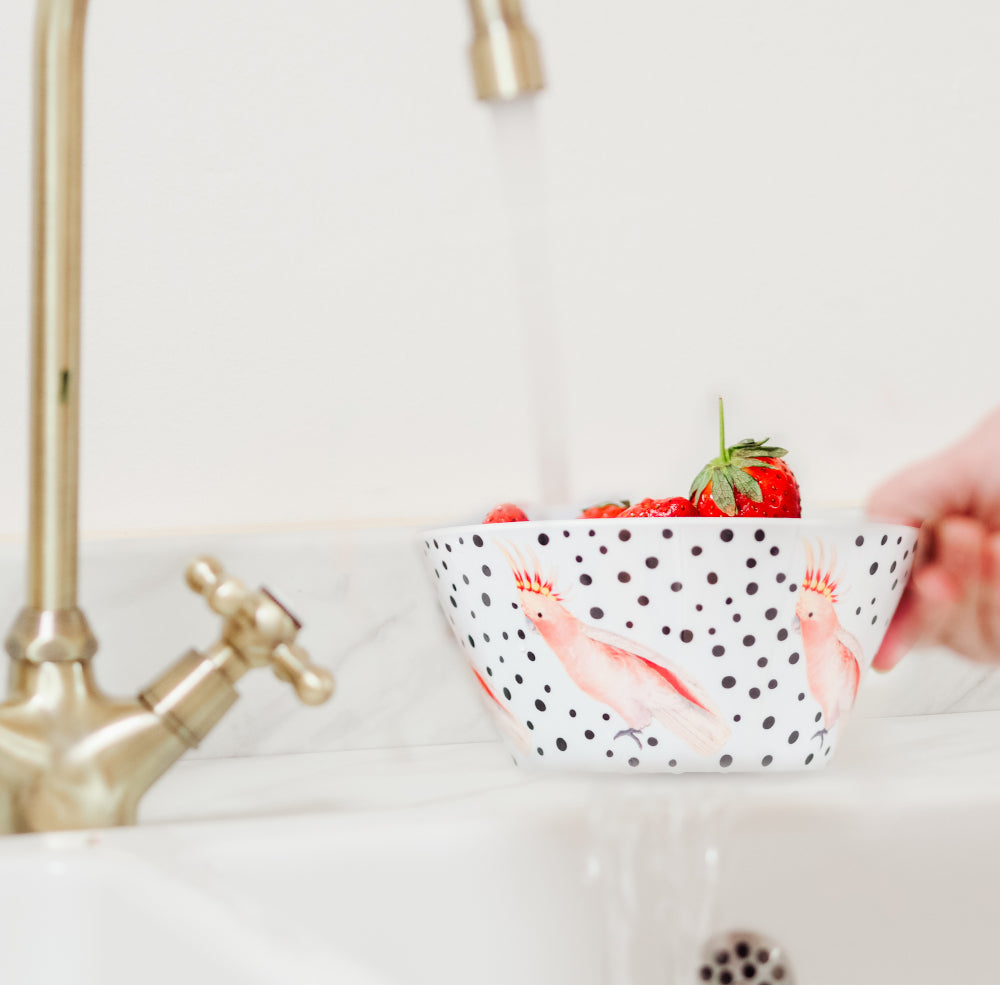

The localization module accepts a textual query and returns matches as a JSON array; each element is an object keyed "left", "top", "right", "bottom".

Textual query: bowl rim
[{"left": 421, "top": 513, "right": 919, "bottom": 542}]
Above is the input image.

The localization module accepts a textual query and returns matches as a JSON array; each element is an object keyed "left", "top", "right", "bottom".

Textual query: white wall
[{"left": 0, "top": 1, "right": 997, "bottom": 538}]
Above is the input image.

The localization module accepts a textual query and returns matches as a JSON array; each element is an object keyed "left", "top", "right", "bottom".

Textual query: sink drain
[{"left": 696, "top": 930, "right": 794, "bottom": 985}]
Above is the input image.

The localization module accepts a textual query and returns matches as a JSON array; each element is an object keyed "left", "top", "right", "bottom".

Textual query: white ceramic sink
[
  {"left": 0, "top": 711, "right": 998, "bottom": 985},
  {"left": 0, "top": 837, "right": 394, "bottom": 985}
]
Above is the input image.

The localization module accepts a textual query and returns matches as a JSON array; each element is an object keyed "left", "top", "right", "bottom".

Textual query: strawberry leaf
[
  {"left": 710, "top": 471, "right": 737, "bottom": 516},
  {"left": 730, "top": 439, "right": 788, "bottom": 460},
  {"left": 731, "top": 467, "right": 764, "bottom": 502},
  {"left": 689, "top": 467, "right": 713, "bottom": 502},
  {"left": 730, "top": 456, "right": 779, "bottom": 471}
]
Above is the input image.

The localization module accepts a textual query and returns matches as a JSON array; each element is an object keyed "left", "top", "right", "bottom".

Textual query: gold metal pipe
[
  {"left": 29, "top": 0, "right": 89, "bottom": 611},
  {"left": 467, "top": 0, "right": 545, "bottom": 101}
]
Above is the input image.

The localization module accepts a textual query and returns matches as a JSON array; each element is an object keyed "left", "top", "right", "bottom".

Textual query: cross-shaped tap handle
[{"left": 185, "top": 556, "right": 334, "bottom": 705}]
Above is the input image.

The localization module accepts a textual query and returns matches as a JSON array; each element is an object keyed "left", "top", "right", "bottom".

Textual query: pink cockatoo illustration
[
  {"left": 500, "top": 547, "right": 730, "bottom": 757},
  {"left": 795, "top": 542, "right": 864, "bottom": 745}
]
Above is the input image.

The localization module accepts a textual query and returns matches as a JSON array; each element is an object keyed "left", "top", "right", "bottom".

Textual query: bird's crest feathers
[
  {"left": 497, "top": 543, "right": 563, "bottom": 600},
  {"left": 802, "top": 541, "right": 840, "bottom": 603}
]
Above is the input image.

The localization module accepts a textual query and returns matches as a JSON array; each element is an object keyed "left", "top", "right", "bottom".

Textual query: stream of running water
[{"left": 488, "top": 99, "right": 569, "bottom": 510}]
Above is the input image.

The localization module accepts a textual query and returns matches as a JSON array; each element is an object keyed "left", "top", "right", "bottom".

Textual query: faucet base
[
  {"left": 5, "top": 606, "right": 97, "bottom": 664},
  {"left": 0, "top": 657, "right": 189, "bottom": 834}
]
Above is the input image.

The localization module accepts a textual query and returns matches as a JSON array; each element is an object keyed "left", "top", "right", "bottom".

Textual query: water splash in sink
[
  {"left": 489, "top": 99, "right": 568, "bottom": 508},
  {"left": 587, "top": 781, "right": 729, "bottom": 984}
]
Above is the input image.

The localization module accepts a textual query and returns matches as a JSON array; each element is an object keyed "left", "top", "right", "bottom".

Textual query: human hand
[{"left": 866, "top": 406, "right": 1000, "bottom": 670}]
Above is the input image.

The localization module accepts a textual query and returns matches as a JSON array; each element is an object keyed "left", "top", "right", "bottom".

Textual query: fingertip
[
  {"left": 873, "top": 609, "right": 920, "bottom": 670},
  {"left": 873, "top": 565, "right": 959, "bottom": 670},
  {"left": 871, "top": 590, "right": 921, "bottom": 671},
  {"left": 872, "top": 643, "right": 905, "bottom": 673}
]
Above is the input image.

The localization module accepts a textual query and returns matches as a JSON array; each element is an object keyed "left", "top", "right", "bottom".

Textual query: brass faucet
[
  {"left": 467, "top": 0, "right": 545, "bottom": 101},
  {"left": 2, "top": 0, "right": 546, "bottom": 834},
  {"left": 0, "top": 0, "right": 333, "bottom": 835}
]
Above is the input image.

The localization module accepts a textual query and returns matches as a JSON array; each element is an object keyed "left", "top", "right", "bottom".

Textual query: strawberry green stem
[{"left": 718, "top": 397, "right": 729, "bottom": 464}]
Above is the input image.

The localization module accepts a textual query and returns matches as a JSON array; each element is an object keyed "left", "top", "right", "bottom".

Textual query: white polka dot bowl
[{"left": 422, "top": 514, "right": 918, "bottom": 773}]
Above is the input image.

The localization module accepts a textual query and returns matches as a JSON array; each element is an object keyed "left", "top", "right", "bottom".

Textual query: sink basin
[
  {"left": 1, "top": 711, "right": 998, "bottom": 985},
  {"left": 0, "top": 836, "right": 394, "bottom": 985}
]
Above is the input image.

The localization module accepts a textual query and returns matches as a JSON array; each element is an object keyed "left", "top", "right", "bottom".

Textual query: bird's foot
[
  {"left": 614, "top": 728, "right": 644, "bottom": 750},
  {"left": 812, "top": 727, "right": 829, "bottom": 747}
]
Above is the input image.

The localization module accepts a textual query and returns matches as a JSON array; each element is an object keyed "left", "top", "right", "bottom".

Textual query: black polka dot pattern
[{"left": 422, "top": 518, "right": 918, "bottom": 773}]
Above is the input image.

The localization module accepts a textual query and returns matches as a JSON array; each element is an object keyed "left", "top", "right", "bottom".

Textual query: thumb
[
  {"left": 866, "top": 445, "right": 972, "bottom": 527},
  {"left": 868, "top": 406, "right": 1000, "bottom": 526}
]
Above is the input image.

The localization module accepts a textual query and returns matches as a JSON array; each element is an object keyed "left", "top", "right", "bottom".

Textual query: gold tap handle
[
  {"left": 185, "top": 556, "right": 250, "bottom": 617},
  {"left": 185, "top": 556, "right": 334, "bottom": 705},
  {"left": 271, "top": 642, "right": 335, "bottom": 705}
]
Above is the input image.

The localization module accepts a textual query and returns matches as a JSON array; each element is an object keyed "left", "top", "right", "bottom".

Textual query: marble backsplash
[{"left": 0, "top": 526, "right": 994, "bottom": 761}]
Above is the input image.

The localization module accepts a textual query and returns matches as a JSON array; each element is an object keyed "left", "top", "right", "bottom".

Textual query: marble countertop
[{"left": 126, "top": 709, "right": 1000, "bottom": 835}]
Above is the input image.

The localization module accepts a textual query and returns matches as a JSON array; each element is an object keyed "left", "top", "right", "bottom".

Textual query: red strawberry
[
  {"left": 483, "top": 503, "right": 529, "bottom": 523},
  {"left": 578, "top": 500, "right": 630, "bottom": 519},
  {"left": 619, "top": 497, "right": 700, "bottom": 518},
  {"left": 690, "top": 399, "right": 801, "bottom": 519}
]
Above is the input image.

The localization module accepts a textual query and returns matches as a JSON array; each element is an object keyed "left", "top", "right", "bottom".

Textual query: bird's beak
[{"left": 791, "top": 614, "right": 802, "bottom": 635}]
